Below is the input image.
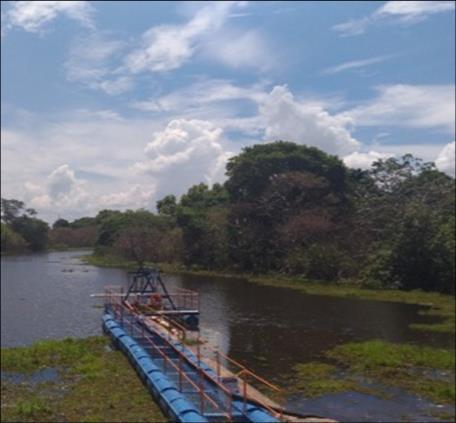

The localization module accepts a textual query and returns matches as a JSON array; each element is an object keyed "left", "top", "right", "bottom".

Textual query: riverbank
[
  {"left": 0, "top": 336, "right": 165, "bottom": 422},
  {"left": 83, "top": 254, "right": 455, "bottom": 334},
  {"left": 290, "top": 340, "right": 455, "bottom": 421}
]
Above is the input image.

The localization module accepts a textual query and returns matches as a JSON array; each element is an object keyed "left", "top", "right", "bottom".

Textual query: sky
[{"left": 1, "top": 0, "right": 455, "bottom": 223}]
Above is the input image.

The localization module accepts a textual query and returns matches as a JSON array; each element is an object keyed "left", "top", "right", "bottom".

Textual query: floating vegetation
[{"left": 1, "top": 337, "right": 165, "bottom": 422}]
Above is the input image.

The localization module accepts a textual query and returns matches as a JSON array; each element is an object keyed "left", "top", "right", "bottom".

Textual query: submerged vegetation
[
  {"left": 0, "top": 337, "right": 165, "bottom": 422},
  {"left": 290, "top": 340, "right": 455, "bottom": 410}
]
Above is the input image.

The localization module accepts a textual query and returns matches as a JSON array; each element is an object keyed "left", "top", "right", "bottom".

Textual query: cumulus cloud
[
  {"left": 125, "top": 1, "right": 246, "bottom": 73},
  {"left": 3, "top": 1, "right": 94, "bottom": 34},
  {"left": 259, "top": 85, "right": 360, "bottom": 155},
  {"left": 435, "top": 142, "right": 455, "bottom": 177},
  {"left": 23, "top": 164, "right": 155, "bottom": 221},
  {"left": 343, "top": 151, "right": 393, "bottom": 170},
  {"left": 134, "top": 119, "right": 233, "bottom": 198},
  {"left": 99, "top": 185, "right": 156, "bottom": 209},
  {"left": 24, "top": 164, "right": 90, "bottom": 216},
  {"left": 340, "top": 84, "right": 455, "bottom": 133},
  {"left": 48, "top": 164, "right": 80, "bottom": 198},
  {"left": 333, "top": 1, "right": 455, "bottom": 36}
]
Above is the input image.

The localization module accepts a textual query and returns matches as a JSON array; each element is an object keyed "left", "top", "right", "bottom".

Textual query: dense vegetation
[
  {"left": 1, "top": 199, "right": 49, "bottom": 252},
  {"left": 2, "top": 141, "right": 454, "bottom": 294}
]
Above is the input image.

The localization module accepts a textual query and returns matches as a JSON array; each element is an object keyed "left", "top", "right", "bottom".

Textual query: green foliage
[
  {"left": 225, "top": 141, "right": 350, "bottom": 273},
  {"left": 52, "top": 218, "right": 70, "bottom": 229},
  {"left": 226, "top": 141, "right": 347, "bottom": 202},
  {"left": 1, "top": 337, "right": 165, "bottom": 422},
  {"left": 1, "top": 198, "right": 36, "bottom": 224},
  {"left": 327, "top": 340, "right": 455, "bottom": 370},
  {"left": 11, "top": 216, "right": 49, "bottom": 251},
  {"left": 1, "top": 198, "right": 48, "bottom": 252},
  {"left": 1, "top": 222, "right": 27, "bottom": 253},
  {"left": 156, "top": 194, "right": 177, "bottom": 216},
  {"left": 37, "top": 142, "right": 453, "bottom": 295},
  {"left": 176, "top": 183, "right": 230, "bottom": 268},
  {"left": 289, "top": 362, "right": 359, "bottom": 397},
  {"left": 285, "top": 244, "right": 355, "bottom": 280},
  {"left": 326, "top": 340, "right": 455, "bottom": 404}
]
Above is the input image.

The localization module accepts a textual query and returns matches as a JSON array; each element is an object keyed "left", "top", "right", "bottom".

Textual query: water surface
[{"left": 1, "top": 250, "right": 453, "bottom": 421}]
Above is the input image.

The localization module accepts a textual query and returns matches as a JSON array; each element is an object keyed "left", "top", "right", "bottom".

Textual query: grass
[
  {"left": 1, "top": 336, "right": 166, "bottom": 423},
  {"left": 83, "top": 253, "right": 455, "bottom": 334},
  {"left": 289, "top": 362, "right": 363, "bottom": 398},
  {"left": 326, "top": 340, "right": 455, "bottom": 405},
  {"left": 288, "top": 340, "right": 455, "bottom": 420}
]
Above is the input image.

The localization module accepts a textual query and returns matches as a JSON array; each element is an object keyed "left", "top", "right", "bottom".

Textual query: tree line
[{"left": 1, "top": 141, "right": 454, "bottom": 294}]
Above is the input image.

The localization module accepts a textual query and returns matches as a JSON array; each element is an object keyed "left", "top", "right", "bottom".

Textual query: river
[{"left": 1, "top": 250, "right": 453, "bottom": 421}]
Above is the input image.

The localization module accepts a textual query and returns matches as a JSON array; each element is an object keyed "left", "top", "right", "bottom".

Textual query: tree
[
  {"left": 53, "top": 218, "right": 70, "bottom": 229},
  {"left": 175, "top": 183, "right": 229, "bottom": 268},
  {"left": 1, "top": 222, "right": 27, "bottom": 252},
  {"left": 1, "top": 198, "right": 36, "bottom": 224},
  {"left": 354, "top": 155, "right": 455, "bottom": 292},
  {"left": 225, "top": 141, "right": 350, "bottom": 273},
  {"left": 157, "top": 195, "right": 177, "bottom": 217},
  {"left": 11, "top": 216, "right": 49, "bottom": 251}
]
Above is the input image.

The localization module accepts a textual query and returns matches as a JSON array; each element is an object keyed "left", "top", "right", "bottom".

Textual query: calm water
[{"left": 1, "top": 250, "right": 453, "bottom": 421}]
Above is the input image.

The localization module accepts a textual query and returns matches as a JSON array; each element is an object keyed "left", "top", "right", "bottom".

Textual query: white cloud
[
  {"left": 24, "top": 164, "right": 90, "bottom": 218},
  {"left": 65, "top": 34, "right": 132, "bottom": 95},
  {"left": 131, "top": 78, "right": 268, "bottom": 112},
  {"left": 1, "top": 110, "right": 168, "bottom": 221},
  {"left": 343, "top": 150, "right": 393, "bottom": 170},
  {"left": 340, "top": 85, "right": 455, "bottom": 133},
  {"left": 134, "top": 119, "right": 233, "bottom": 198},
  {"left": 333, "top": 1, "right": 454, "bottom": 36},
  {"left": 377, "top": 1, "right": 455, "bottom": 22},
  {"left": 125, "top": 1, "right": 246, "bottom": 73},
  {"left": 23, "top": 164, "right": 156, "bottom": 221},
  {"left": 203, "top": 29, "right": 274, "bottom": 72},
  {"left": 3, "top": 1, "right": 93, "bottom": 34},
  {"left": 259, "top": 85, "right": 360, "bottom": 155},
  {"left": 435, "top": 142, "right": 455, "bottom": 177},
  {"left": 322, "top": 55, "right": 393, "bottom": 75},
  {"left": 99, "top": 185, "right": 156, "bottom": 209},
  {"left": 48, "top": 164, "right": 80, "bottom": 198}
]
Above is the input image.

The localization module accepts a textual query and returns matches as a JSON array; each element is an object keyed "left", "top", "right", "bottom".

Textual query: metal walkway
[{"left": 104, "top": 295, "right": 281, "bottom": 422}]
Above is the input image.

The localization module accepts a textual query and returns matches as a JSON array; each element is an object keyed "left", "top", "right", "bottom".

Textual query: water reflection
[{"left": 1, "top": 251, "right": 451, "bottom": 378}]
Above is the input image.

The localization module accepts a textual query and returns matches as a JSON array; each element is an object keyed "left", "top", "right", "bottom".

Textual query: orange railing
[{"left": 104, "top": 286, "right": 284, "bottom": 421}]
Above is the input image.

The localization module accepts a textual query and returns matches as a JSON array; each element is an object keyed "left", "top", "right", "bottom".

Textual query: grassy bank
[
  {"left": 289, "top": 340, "right": 455, "bottom": 419},
  {"left": 83, "top": 254, "right": 455, "bottom": 334},
  {"left": 1, "top": 337, "right": 165, "bottom": 422}
]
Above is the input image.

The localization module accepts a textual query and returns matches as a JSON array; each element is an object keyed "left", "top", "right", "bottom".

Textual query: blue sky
[{"left": 1, "top": 1, "right": 455, "bottom": 222}]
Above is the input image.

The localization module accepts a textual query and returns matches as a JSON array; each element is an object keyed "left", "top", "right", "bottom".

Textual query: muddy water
[{"left": 1, "top": 250, "right": 453, "bottom": 421}]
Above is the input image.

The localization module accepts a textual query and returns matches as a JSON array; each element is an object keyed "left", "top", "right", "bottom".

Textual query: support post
[
  {"left": 216, "top": 351, "right": 220, "bottom": 382},
  {"left": 243, "top": 374, "right": 247, "bottom": 415},
  {"left": 179, "top": 354, "right": 183, "bottom": 392},
  {"left": 199, "top": 368, "right": 204, "bottom": 415}
]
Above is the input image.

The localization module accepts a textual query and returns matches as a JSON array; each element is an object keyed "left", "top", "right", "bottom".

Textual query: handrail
[
  {"left": 109, "top": 294, "right": 233, "bottom": 421},
  {"left": 105, "top": 287, "right": 283, "bottom": 420}
]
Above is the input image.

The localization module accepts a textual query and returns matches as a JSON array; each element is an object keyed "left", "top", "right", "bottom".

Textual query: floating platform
[
  {"left": 102, "top": 307, "right": 280, "bottom": 422},
  {"left": 99, "top": 272, "right": 335, "bottom": 423}
]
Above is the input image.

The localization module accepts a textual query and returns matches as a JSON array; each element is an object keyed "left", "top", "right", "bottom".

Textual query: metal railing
[
  {"left": 104, "top": 286, "right": 284, "bottom": 421},
  {"left": 106, "top": 288, "right": 233, "bottom": 420}
]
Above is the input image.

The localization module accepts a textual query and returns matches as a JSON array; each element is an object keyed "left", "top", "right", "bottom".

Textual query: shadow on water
[{"left": 1, "top": 251, "right": 453, "bottom": 421}]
